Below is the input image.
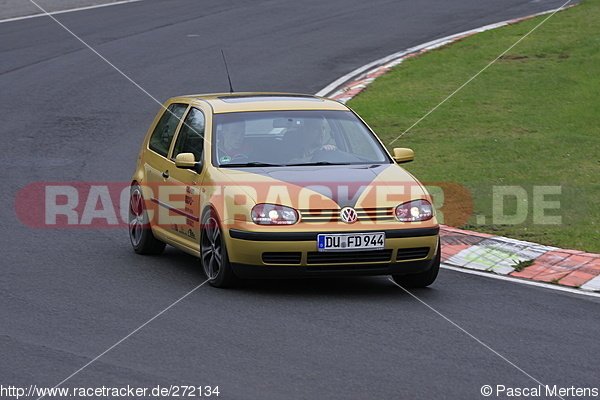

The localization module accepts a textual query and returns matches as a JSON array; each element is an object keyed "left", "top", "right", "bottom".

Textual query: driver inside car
[
  {"left": 216, "top": 116, "right": 251, "bottom": 164},
  {"left": 287, "top": 118, "right": 337, "bottom": 163}
]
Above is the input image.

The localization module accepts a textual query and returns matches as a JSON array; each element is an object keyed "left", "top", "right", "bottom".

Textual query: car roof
[{"left": 174, "top": 92, "right": 349, "bottom": 113}]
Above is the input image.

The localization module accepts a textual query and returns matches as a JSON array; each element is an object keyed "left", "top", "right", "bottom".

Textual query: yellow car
[{"left": 129, "top": 93, "right": 440, "bottom": 288}]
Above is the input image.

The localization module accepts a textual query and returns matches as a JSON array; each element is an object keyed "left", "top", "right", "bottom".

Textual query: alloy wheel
[
  {"left": 201, "top": 214, "right": 222, "bottom": 280},
  {"left": 129, "top": 186, "right": 145, "bottom": 247}
]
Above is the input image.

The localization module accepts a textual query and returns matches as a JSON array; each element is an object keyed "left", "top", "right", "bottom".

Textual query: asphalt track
[{"left": 1, "top": 1, "right": 598, "bottom": 399}]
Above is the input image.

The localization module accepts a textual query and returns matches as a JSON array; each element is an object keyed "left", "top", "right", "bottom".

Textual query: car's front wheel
[
  {"left": 392, "top": 242, "right": 440, "bottom": 288},
  {"left": 128, "top": 184, "right": 166, "bottom": 255},
  {"left": 200, "top": 210, "right": 239, "bottom": 288}
]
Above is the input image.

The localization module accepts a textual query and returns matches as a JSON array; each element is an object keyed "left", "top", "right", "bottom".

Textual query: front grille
[
  {"left": 356, "top": 207, "right": 396, "bottom": 222},
  {"left": 307, "top": 249, "right": 392, "bottom": 264},
  {"left": 297, "top": 209, "right": 337, "bottom": 223},
  {"left": 396, "top": 247, "right": 430, "bottom": 261},
  {"left": 262, "top": 252, "right": 302, "bottom": 264},
  {"left": 299, "top": 207, "right": 395, "bottom": 223}
]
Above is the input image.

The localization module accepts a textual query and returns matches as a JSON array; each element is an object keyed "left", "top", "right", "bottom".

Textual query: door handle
[{"left": 162, "top": 171, "right": 169, "bottom": 179}]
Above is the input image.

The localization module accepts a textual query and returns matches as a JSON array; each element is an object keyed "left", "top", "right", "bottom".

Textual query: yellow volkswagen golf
[{"left": 129, "top": 93, "right": 440, "bottom": 288}]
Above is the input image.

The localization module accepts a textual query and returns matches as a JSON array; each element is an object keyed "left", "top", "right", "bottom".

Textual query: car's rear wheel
[
  {"left": 392, "top": 242, "right": 440, "bottom": 288},
  {"left": 129, "top": 184, "right": 165, "bottom": 255},
  {"left": 200, "top": 210, "right": 239, "bottom": 288}
]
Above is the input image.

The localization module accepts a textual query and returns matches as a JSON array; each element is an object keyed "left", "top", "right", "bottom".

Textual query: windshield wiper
[{"left": 220, "top": 162, "right": 284, "bottom": 167}]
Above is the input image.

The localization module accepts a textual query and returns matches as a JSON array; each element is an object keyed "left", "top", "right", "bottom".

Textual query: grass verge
[{"left": 348, "top": 0, "right": 600, "bottom": 253}]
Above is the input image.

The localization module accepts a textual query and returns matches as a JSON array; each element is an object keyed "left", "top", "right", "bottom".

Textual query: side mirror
[
  {"left": 175, "top": 152, "right": 201, "bottom": 172},
  {"left": 393, "top": 148, "right": 414, "bottom": 164}
]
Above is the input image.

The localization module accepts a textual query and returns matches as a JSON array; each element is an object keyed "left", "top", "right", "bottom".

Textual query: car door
[
  {"left": 144, "top": 102, "right": 189, "bottom": 242},
  {"left": 164, "top": 106, "right": 208, "bottom": 254}
]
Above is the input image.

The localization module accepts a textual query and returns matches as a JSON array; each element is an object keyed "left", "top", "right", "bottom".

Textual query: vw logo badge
[{"left": 340, "top": 207, "right": 358, "bottom": 224}]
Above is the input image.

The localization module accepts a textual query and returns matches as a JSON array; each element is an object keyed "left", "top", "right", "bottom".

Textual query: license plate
[{"left": 317, "top": 232, "right": 385, "bottom": 252}]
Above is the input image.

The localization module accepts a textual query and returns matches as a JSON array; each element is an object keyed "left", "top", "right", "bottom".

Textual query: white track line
[{"left": 0, "top": 0, "right": 143, "bottom": 24}]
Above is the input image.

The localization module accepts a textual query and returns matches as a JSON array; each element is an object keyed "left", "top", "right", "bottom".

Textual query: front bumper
[{"left": 225, "top": 226, "right": 440, "bottom": 279}]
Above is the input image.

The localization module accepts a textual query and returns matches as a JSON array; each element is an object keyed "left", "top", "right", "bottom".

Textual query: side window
[
  {"left": 148, "top": 103, "right": 188, "bottom": 157},
  {"left": 172, "top": 107, "right": 205, "bottom": 162}
]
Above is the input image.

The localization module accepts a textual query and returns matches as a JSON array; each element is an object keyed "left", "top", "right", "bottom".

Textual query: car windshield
[{"left": 212, "top": 110, "right": 391, "bottom": 167}]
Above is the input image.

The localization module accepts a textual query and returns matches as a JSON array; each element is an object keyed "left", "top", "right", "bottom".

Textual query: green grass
[
  {"left": 512, "top": 259, "right": 536, "bottom": 272},
  {"left": 348, "top": 0, "right": 600, "bottom": 253}
]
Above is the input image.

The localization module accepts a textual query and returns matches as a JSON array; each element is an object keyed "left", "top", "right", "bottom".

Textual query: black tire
[
  {"left": 200, "top": 209, "right": 239, "bottom": 288},
  {"left": 128, "top": 184, "right": 166, "bottom": 255},
  {"left": 392, "top": 242, "right": 441, "bottom": 288}
]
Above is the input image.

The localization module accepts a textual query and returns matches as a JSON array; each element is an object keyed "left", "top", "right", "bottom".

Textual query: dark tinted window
[
  {"left": 148, "top": 103, "right": 187, "bottom": 157},
  {"left": 172, "top": 107, "right": 205, "bottom": 162}
]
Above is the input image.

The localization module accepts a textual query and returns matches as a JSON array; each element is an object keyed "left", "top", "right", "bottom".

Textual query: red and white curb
[
  {"left": 440, "top": 226, "right": 600, "bottom": 292},
  {"left": 316, "top": 4, "right": 600, "bottom": 294}
]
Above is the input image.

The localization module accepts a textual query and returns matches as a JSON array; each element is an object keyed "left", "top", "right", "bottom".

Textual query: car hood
[{"left": 217, "top": 164, "right": 428, "bottom": 209}]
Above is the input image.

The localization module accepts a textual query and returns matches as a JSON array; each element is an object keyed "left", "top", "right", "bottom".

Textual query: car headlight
[
  {"left": 395, "top": 199, "right": 434, "bottom": 222},
  {"left": 251, "top": 204, "right": 299, "bottom": 225}
]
